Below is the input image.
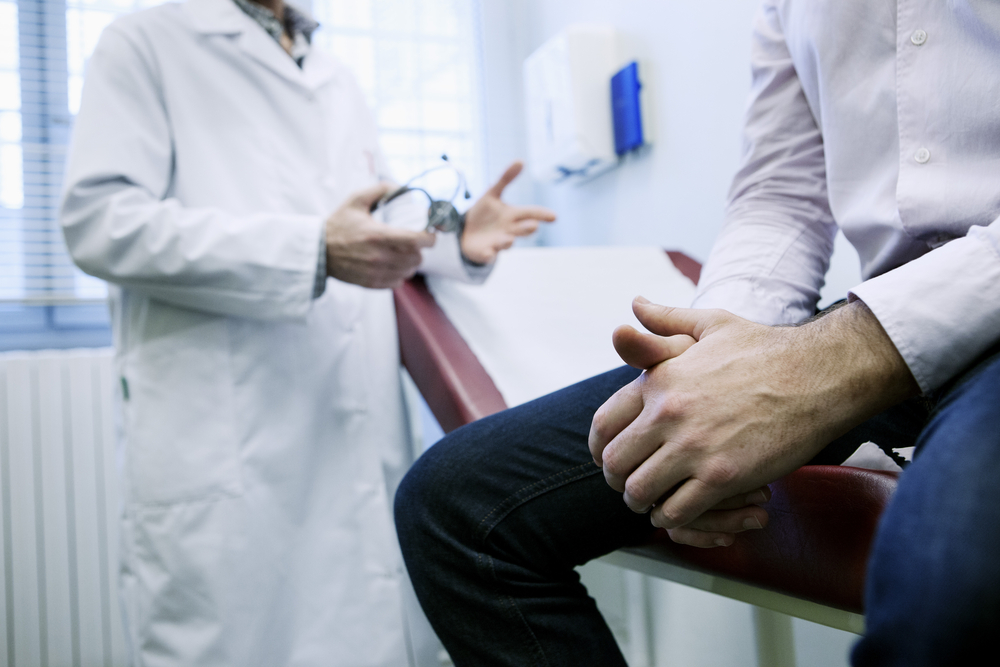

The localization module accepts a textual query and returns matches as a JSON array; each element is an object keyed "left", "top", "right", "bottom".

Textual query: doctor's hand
[
  {"left": 326, "top": 183, "right": 436, "bottom": 289},
  {"left": 460, "top": 161, "right": 556, "bottom": 265},
  {"left": 590, "top": 298, "right": 918, "bottom": 547}
]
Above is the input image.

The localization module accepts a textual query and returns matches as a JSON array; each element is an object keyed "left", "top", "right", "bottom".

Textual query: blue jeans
[{"left": 396, "top": 350, "right": 1000, "bottom": 666}]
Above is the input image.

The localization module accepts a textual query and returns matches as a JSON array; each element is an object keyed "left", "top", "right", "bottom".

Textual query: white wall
[
  {"left": 478, "top": 0, "right": 861, "bottom": 303},
  {"left": 476, "top": 2, "right": 863, "bottom": 666},
  {"left": 480, "top": 0, "right": 760, "bottom": 260}
]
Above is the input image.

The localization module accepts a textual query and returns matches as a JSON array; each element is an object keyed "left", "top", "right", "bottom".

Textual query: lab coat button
[
  {"left": 914, "top": 147, "right": 931, "bottom": 164},
  {"left": 911, "top": 29, "right": 927, "bottom": 46}
]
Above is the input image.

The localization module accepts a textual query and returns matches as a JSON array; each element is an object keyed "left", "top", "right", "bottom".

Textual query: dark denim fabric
[
  {"left": 852, "top": 346, "right": 1000, "bottom": 666},
  {"left": 396, "top": 355, "right": 995, "bottom": 666}
]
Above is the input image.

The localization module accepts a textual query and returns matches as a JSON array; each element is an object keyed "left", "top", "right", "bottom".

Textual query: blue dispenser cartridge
[{"left": 611, "top": 61, "right": 644, "bottom": 155}]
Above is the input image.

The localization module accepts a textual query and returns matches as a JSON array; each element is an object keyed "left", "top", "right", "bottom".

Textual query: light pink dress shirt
[{"left": 692, "top": 0, "right": 1000, "bottom": 392}]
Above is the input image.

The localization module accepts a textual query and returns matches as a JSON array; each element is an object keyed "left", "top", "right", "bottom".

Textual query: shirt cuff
[
  {"left": 849, "top": 228, "right": 1000, "bottom": 393},
  {"left": 458, "top": 211, "right": 493, "bottom": 282},
  {"left": 418, "top": 231, "right": 492, "bottom": 283},
  {"left": 313, "top": 227, "right": 327, "bottom": 298}
]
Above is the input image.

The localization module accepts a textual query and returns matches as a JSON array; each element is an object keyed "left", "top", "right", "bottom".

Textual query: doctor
[{"left": 59, "top": 0, "right": 555, "bottom": 665}]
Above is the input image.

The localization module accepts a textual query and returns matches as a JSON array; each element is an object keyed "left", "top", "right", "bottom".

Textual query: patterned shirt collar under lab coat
[{"left": 231, "top": 0, "right": 318, "bottom": 67}]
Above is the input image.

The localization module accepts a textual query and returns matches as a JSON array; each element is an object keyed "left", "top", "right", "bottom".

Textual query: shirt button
[
  {"left": 911, "top": 29, "right": 928, "bottom": 46},
  {"left": 914, "top": 147, "right": 931, "bottom": 164}
]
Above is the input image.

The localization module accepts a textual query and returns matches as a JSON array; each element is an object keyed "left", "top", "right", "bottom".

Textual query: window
[
  {"left": 1, "top": 0, "right": 25, "bottom": 295},
  {"left": 312, "top": 0, "right": 486, "bottom": 193},
  {"left": 0, "top": 0, "right": 485, "bottom": 350},
  {"left": 0, "top": 2, "right": 22, "bottom": 213}
]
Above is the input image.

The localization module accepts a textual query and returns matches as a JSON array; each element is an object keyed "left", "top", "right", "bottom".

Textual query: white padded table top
[{"left": 427, "top": 246, "right": 697, "bottom": 408}]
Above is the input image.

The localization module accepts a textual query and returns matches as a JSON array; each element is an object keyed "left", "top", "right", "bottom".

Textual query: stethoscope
[{"left": 370, "top": 155, "right": 472, "bottom": 234}]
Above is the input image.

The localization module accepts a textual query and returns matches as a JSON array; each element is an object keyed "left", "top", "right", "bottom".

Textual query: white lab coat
[{"left": 60, "top": 1, "right": 474, "bottom": 664}]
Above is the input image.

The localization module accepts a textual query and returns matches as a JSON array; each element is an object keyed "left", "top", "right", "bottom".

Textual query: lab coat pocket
[{"left": 124, "top": 311, "right": 242, "bottom": 506}]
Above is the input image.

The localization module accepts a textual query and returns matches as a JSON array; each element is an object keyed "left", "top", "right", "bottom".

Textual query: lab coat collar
[
  {"left": 185, "top": 0, "right": 245, "bottom": 35},
  {"left": 184, "top": 0, "right": 336, "bottom": 92}
]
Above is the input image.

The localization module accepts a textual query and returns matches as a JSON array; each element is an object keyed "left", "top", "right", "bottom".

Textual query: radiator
[{"left": 0, "top": 348, "right": 127, "bottom": 667}]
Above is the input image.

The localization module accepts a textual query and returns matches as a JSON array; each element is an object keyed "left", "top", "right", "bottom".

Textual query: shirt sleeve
[
  {"left": 850, "top": 219, "right": 1000, "bottom": 392},
  {"left": 60, "top": 25, "right": 324, "bottom": 322},
  {"left": 691, "top": 0, "right": 837, "bottom": 325}
]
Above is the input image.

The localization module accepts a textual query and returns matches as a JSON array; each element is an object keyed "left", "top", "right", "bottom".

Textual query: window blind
[
  {"left": 0, "top": 0, "right": 485, "bottom": 307},
  {"left": 0, "top": 0, "right": 159, "bottom": 305}
]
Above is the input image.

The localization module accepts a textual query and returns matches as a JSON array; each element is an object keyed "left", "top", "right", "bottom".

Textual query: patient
[{"left": 395, "top": 2, "right": 1000, "bottom": 665}]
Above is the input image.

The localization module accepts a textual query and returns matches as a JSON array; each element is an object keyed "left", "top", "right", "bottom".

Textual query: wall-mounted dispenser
[
  {"left": 523, "top": 25, "right": 621, "bottom": 184},
  {"left": 524, "top": 26, "right": 649, "bottom": 185}
]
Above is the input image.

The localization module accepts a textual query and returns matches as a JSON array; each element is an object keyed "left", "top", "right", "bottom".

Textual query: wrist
[
  {"left": 798, "top": 300, "right": 919, "bottom": 423},
  {"left": 458, "top": 212, "right": 489, "bottom": 267}
]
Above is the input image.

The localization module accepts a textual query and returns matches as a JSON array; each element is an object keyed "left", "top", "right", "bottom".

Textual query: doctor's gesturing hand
[
  {"left": 590, "top": 297, "right": 918, "bottom": 548},
  {"left": 325, "top": 183, "right": 436, "bottom": 289},
  {"left": 460, "top": 161, "right": 557, "bottom": 265}
]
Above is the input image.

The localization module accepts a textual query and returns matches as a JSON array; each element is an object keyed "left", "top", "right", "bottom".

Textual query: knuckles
[
  {"left": 602, "top": 467, "right": 627, "bottom": 493},
  {"left": 646, "top": 390, "right": 688, "bottom": 424},
  {"left": 654, "top": 502, "right": 689, "bottom": 530},
  {"left": 623, "top": 474, "right": 657, "bottom": 510},
  {"left": 600, "top": 450, "right": 629, "bottom": 492},
  {"left": 589, "top": 408, "right": 616, "bottom": 448},
  {"left": 708, "top": 308, "right": 733, "bottom": 325},
  {"left": 699, "top": 455, "right": 741, "bottom": 491}
]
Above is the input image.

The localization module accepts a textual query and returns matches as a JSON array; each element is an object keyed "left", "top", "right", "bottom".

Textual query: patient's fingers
[
  {"left": 711, "top": 486, "right": 771, "bottom": 511},
  {"left": 666, "top": 527, "right": 736, "bottom": 548},
  {"left": 684, "top": 506, "right": 769, "bottom": 533},
  {"left": 613, "top": 325, "right": 696, "bottom": 369},
  {"left": 589, "top": 379, "right": 644, "bottom": 466},
  {"left": 632, "top": 298, "right": 725, "bottom": 340},
  {"left": 666, "top": 504, "right": 769, "bottom": 548}
]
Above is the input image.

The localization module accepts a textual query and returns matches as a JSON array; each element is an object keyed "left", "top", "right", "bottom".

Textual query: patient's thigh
[
  {"left": 400, "top": 365, "right": 649, "bottom": 563},
  {"left": 853, "top": 346, "right": 1000, "bottom": 666}
]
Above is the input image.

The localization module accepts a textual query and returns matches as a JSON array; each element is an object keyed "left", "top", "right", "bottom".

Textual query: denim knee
[{"left": 395, "top": 423, "right": 484, "bottom": 556}]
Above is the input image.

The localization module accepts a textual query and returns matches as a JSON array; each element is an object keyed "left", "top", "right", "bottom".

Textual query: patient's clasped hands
[{"left": 590, "top": 296, "right": 918, "bottom": 548}]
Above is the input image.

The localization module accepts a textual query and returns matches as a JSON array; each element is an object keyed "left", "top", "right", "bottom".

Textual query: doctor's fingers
[
  {"left": 589, "top": 379, "right": 644, "bottom": 467},
  {"left": 508, "top": 205, "right": 557, "bottom": 223},
  {"left": 349, "top": 182, "right": 396, "bottom": 210},
  {"left": 369, "top": 266, "right": 420, "bottom": 289},
  {"left": 358, "top": 249, "right": 423, "bottom": 286},
  {"left": 376, "top": 227, "right": 436, "bottom": 251},
  {"left": 506, "top": 219, "right": 541, "bottom": 239},
  {"left": 489, "top": 220, "right": 541, "bottom": 246},
  {"left": 613, "top": 325, "right": 696, "bottom": 369},
  {"left": 486, "top": 161, "right": 524, "bottom": 198}
]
